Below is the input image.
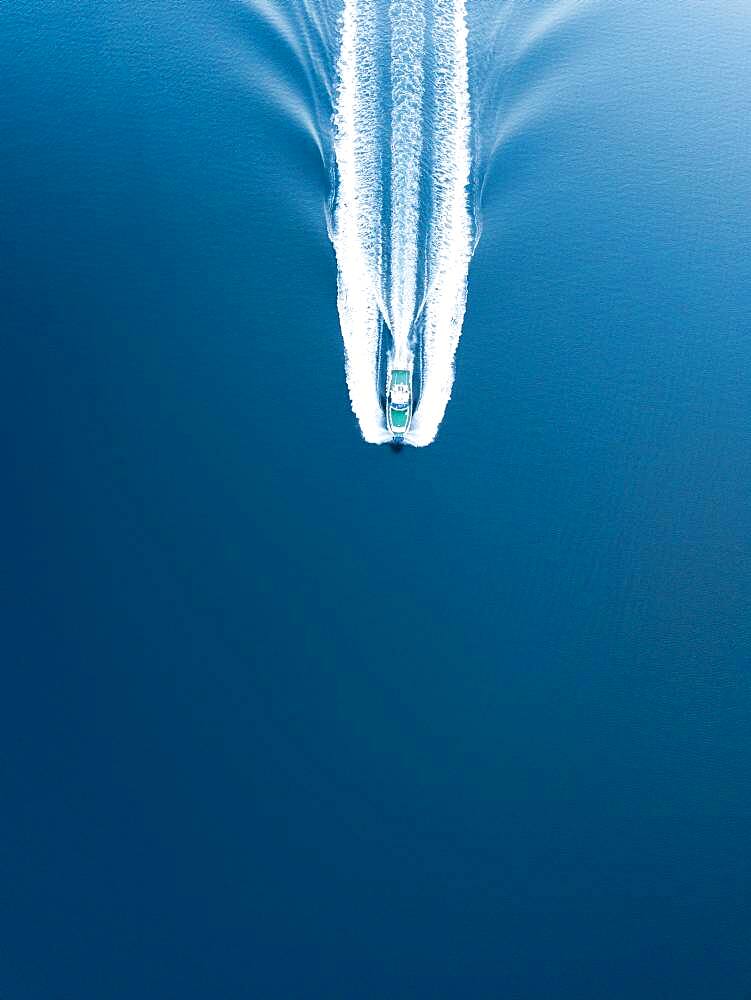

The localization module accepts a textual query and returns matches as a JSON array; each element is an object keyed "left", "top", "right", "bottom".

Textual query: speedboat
[{"left": 386, "top": 368, "right": 412, "bottom": 439}]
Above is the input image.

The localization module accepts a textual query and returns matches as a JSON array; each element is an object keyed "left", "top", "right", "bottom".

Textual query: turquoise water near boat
[{"left": 3, "top": 0, "right": 751, "bottom": 996}]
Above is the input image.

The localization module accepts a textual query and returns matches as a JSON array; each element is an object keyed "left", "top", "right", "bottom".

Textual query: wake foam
[
  {"left": 331, "top": 0, "right": 390, "bottom": 444},
  {"left": 331, "top": 0, "right": 474, "bottom": 446},
  {"left": 388, "top": 0, "right": 425, "bottom": 363},
  {"left": 407, "top": 0, "right": 472, "bottom": 445}
]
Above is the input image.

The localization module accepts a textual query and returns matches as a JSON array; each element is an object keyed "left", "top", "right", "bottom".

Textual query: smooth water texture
[{"left": 3, "top": 0, "right": 751, "bottom": 997}]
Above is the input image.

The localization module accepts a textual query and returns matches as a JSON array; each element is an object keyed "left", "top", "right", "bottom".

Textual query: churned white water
[
  {"left": 331, "top": 0, "right": 473, "bottom": 446},
  {"left": 330, "top": 0, "right": 391, "bottom": 444}
]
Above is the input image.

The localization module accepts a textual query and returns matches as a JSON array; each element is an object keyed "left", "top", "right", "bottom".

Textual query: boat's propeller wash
[{"left": 331, "top": 0, "right": 474, "bottom": 446}]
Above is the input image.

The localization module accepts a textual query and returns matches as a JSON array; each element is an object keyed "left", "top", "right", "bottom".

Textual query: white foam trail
[
  {"left": 331, "top": 0, "right": 390, "bottom": 443},
  {"left": 331, "top": 0, "right": 473, "bottom": 445},
  {"left": 407, "top": 0, "right": 473, "bottom": 446},
  {"left": 388, "top": 0, "right": 425, "bottom": 363}
]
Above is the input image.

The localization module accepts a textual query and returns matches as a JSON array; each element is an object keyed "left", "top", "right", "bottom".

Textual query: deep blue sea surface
[{"left": 3, "top": 1, "right": 751, "bottom": 997}]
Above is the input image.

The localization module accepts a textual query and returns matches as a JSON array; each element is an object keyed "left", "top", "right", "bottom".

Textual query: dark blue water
[{"left": 3, "top": 1, "right": 751, "bottom": 997}]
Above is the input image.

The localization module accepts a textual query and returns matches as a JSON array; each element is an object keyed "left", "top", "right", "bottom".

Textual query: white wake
[
  {"left": 331, "top": 0, "right": 473, "bottom": 446},
  {"left": 331, "top": 0, "right": 390, "bottom": 444},
  {"left": 407, "top": 0, "right": 472, "bottom": 446},
  {"left": 388, "top": 0, "right": 425, "bottom": 365}
]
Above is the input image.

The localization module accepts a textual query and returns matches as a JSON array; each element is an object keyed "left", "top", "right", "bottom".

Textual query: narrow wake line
[{"left": 331, "top": 0, "right": 474, "bottom": 446}]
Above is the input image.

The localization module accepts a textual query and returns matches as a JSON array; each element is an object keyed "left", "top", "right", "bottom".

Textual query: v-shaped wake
[{"left": 331, "top": 0, "right": 474, "bottom": 446}]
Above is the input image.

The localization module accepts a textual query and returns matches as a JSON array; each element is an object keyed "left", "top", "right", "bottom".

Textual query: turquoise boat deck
[{"left": 389, "top": 407, "right": 408, "bottom": 429}]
